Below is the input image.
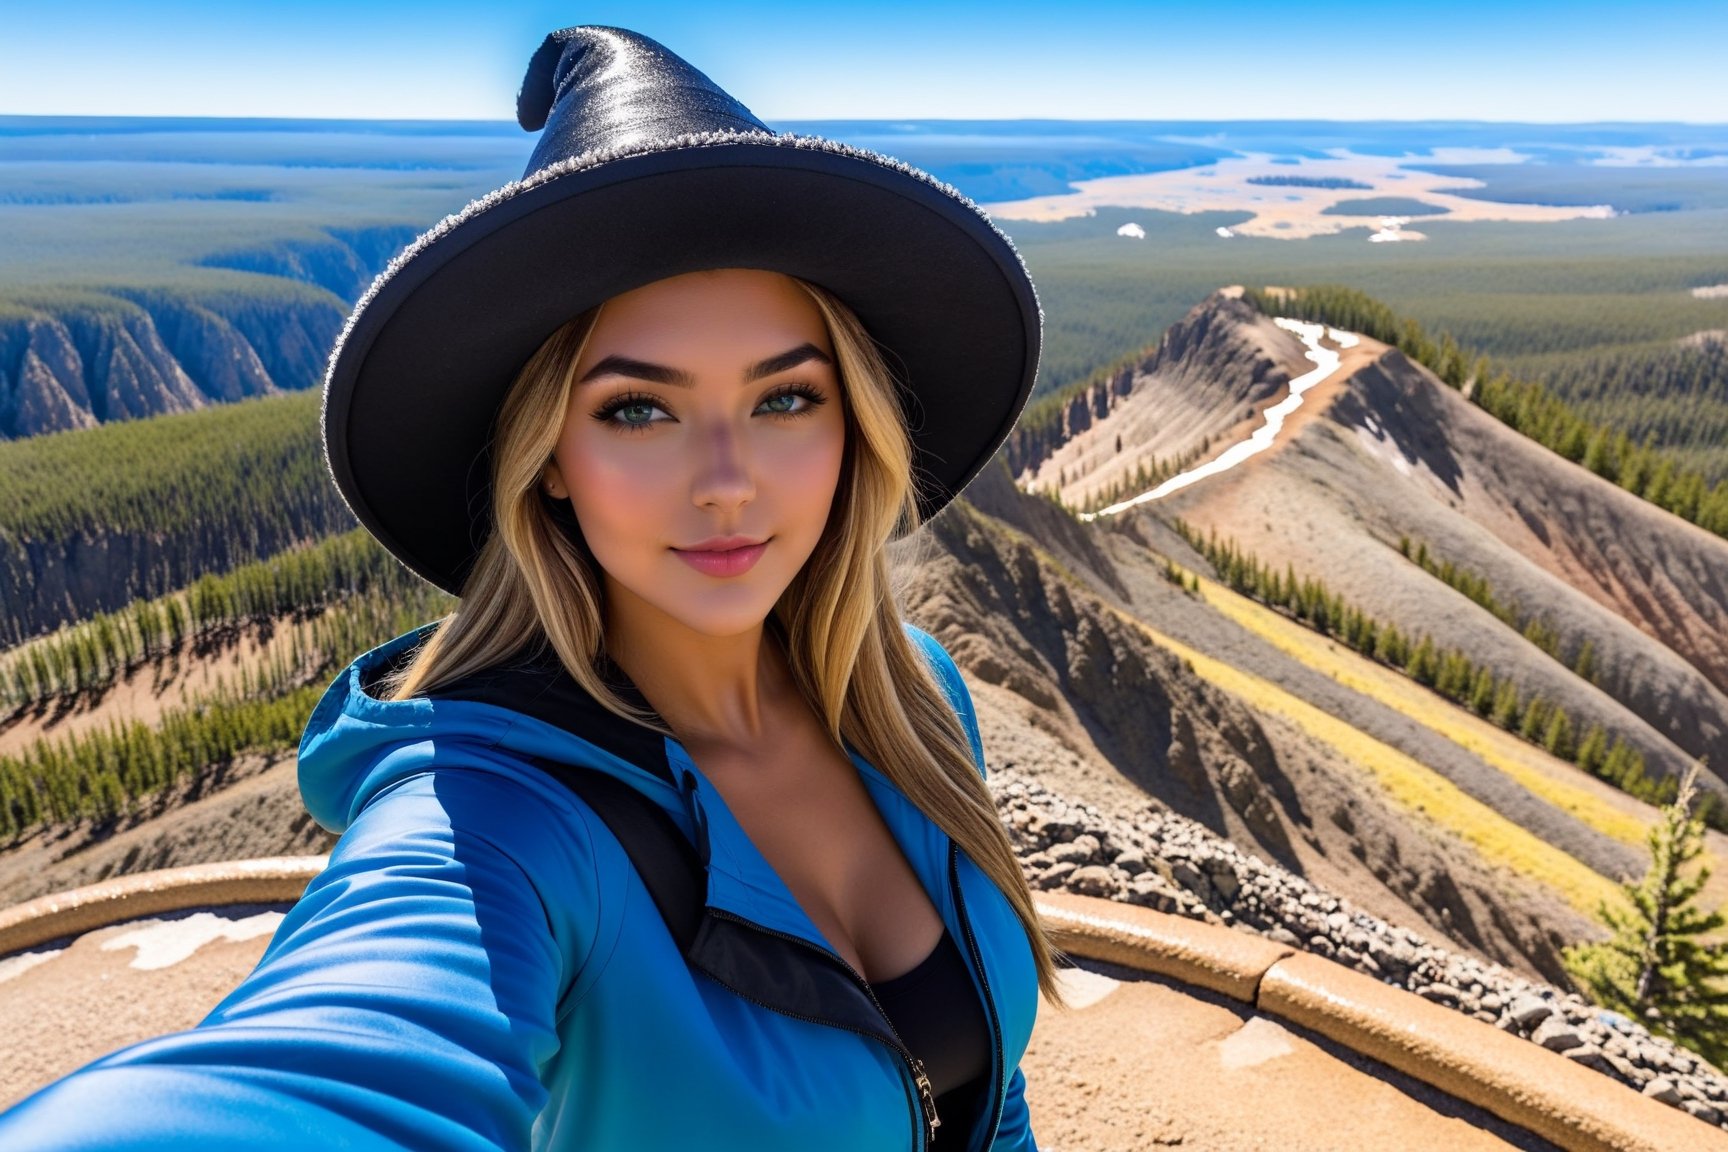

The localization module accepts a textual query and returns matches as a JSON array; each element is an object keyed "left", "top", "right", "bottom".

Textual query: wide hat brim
[{"left": 321, "top": 129, "right": 1042, "bottom": 595}]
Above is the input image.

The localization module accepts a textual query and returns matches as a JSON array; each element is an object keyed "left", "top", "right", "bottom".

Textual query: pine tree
[{"left": 1563, "top": 759, "right": 1728, "bottom": 1071}]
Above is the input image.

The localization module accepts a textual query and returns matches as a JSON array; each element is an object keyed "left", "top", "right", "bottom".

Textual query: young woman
[{"left": 0, "top": 25, "right": 1065, "bottom": 1151}]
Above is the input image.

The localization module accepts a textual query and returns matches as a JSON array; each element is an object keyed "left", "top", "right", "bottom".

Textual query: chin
[
  {"left": 660, "top": 603, "right": 780, "bottom": 639},
  {"left": 651, "top": 573, "right": 791, "bottom": 638}
]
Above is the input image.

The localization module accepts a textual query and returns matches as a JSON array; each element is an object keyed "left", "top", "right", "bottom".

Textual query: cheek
[
  {"left": 765, "top": 415, "right": 847, "bottom": 506},
  {"left": 559, "top": 434, "right": 679, "bottom": 547}
]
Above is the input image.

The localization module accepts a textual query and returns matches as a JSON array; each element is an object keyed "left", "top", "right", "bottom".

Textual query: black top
[{"left": 867, "top": 927, "right": 993, "bottom": 1147}]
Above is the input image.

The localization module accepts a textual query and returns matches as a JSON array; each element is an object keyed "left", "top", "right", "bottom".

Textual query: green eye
[
  {"left": 591, "top": 390, "right": 668, "bottom": 433},
  {"left": 759, "top": 384, "right": 827, "bottom": 417}
]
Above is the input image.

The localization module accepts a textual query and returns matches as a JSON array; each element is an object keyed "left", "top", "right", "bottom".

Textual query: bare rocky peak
[{"left": 1015, "top": 289, "right": 1308, "bottom": 509}]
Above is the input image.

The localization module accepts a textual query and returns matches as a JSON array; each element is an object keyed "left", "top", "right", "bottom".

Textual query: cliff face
[{"left": 0, "top": 223, "right": 417, "bottom": 439}]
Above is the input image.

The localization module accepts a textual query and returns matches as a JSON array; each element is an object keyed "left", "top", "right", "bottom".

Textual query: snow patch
[
  {"left": 1045, "top": 964, "right": 1122, "bottom": 1010},
  {"left": 1369, "top": 216, "right": 1427, "bottom": 243},
  {"left": 1217, "top": 1016, "right": 1298, "bottom": 1069},
  {"left": 100, "top": 910, "right": 284, "bottom": 971},
  {"left": 1116, "top": 222, "right": 1146, "bottom": 239},
  {"left": 1355, "top": 422, "right": 1413, "bottom": 476}
]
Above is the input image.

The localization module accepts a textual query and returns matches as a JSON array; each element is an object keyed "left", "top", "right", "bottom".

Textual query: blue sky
[{"left": 2, "top": 1, "right": 1724, "bottom": 123}]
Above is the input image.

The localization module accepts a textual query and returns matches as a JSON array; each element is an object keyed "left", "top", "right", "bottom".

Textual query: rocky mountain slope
[
  {"left": 899, "top": 477, "right": 1596, "bottom": 986},
  {"left": 1024, "top": 291, "right": 1728, "bottom": 790}
]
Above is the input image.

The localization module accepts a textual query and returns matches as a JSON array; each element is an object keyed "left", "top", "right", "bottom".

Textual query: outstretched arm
[{"left": 0, "top": 768, "right": 603, "bottom": 1151}]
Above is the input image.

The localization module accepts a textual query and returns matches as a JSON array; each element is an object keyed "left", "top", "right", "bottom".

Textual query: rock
[
  {"left": 1308, "top": 935, "right": 1336, "bottom": 958},
  {"left": 1113, "top": 848, "right": 1148, "bottom": 874},
  {"left": 1068, "top": 865, "right": 1117, "bottom": 898},
  {"left": 1040, "top": 862, "right": 1078, "bottom": 889},
  {"left": 1508, "top": 995, "right": 1555, "bottom": 1030},
  {"left": 1681, "top": 1100, "right": 1723, "bottom": 1125},
  {"left": 1048, "top": 835, "right": 1101, "bottom": 865},
  {"left": 1416, "top": 983, "right": 1462, "bottom": 1007},
  {"left": 1604, "top": 1053, "right": 1640, "bottom": 1081},
  {"left": 1169, "top": 860, "right": 1207, "bottom": 895},
  {"left": 1562, "top": 1045, "right": 1612, "bottom": 1073},
  {"left": 1203, "top": 858, "right": 1241, "bottom": 903},
  {"left": 1530, "top": 1016, "right": 1585, "bottom": 1052},
  {"left": 1266, "top": 926, "right": 1301, "bottom": 948}
]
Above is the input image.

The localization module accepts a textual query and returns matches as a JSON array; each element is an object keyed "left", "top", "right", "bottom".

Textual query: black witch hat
[{"left": 321, "top": 25, "right": 1043, "bottom": 594}]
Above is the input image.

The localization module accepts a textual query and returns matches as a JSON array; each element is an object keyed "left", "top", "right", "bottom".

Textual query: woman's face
[{"left": 544, "top": 268, "right": 847, "bottom": 640}]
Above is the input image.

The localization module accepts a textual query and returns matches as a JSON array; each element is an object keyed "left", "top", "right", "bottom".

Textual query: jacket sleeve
[{"left": 0, "top": 767, "right": 605, "bottom": 1151}]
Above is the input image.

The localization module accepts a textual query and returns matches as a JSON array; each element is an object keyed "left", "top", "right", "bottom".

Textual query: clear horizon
[{"left": 2, "top": 1, "right": 1724, "bottom": 124}]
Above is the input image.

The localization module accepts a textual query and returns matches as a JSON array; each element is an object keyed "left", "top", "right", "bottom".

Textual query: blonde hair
[{"left": 377, "top": 274, "right": 1067, "bottom": 1007}]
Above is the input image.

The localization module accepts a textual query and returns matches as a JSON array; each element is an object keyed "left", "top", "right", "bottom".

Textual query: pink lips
[{"left": 672, "top": 538, "right": 769, "bottom": 578}]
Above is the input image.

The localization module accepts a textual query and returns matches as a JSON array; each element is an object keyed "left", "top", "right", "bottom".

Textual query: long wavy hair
[{"left": 376, "top": 273, "right": 1067, "bottom": 1007}]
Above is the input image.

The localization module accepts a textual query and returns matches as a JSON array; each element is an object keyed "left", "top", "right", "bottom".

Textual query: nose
[{"left": 690, "top": 419, "right": 756, "bottom": 511}]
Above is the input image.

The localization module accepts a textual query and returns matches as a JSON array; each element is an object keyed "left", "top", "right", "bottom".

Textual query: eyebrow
[{"left": 577, "top": 342, "right": 834, "bottom": 388}]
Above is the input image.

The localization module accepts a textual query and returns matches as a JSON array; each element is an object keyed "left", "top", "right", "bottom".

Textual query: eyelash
[{"left": 590, "top": 383, "right": 828, "bottom": 434}]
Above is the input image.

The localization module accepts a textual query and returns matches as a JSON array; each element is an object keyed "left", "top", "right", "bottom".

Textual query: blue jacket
[{"left": 0, "top": 621, "right": 1041, "bottom": 1151}]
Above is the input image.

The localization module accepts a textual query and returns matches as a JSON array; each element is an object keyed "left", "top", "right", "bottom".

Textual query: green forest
[
  {"left": 0, "top": 388, "right": 356, "bottom": 641},
  {"left": 0, "top": 536, "right": 452, "bottom": 841}
]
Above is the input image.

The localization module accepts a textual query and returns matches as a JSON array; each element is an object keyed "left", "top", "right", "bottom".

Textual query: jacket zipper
[
  {"left": 703, "top": 906, "right": 940, "bottom": 1150},
  {"left": 949, "top": 840, "right": 1005, "bottom": 1152}
]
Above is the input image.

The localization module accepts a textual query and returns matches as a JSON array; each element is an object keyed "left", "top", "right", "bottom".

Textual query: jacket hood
[{"left": 297, "top": 623, "right": 689, "bottom": 838}]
